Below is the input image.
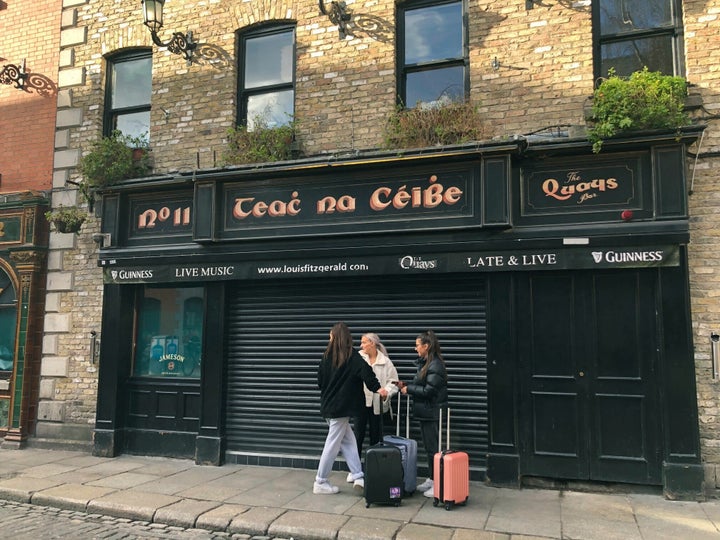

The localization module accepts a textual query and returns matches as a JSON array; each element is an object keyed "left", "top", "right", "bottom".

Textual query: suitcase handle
[
  {"left": 438, "top": 407, "right": 451, "bottom": 452},
  {"left": 396, "top": 391, "right": 410, "bottom": 438}
]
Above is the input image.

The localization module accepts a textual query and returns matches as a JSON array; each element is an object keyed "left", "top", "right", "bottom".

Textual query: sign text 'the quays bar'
[
  {"left": 523, "top": 160, "right": 639, "bottom": 215},
  {"left": 102, "top": 245, "right": 679, "bottom": 283}
]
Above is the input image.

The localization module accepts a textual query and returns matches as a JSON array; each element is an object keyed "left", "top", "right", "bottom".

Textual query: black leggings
[
  {"left": 353, "top": 406, "right": 382, "bottom": 456},
  {"left": 419, "top": 419, "right": 439, "bottom": 478}
]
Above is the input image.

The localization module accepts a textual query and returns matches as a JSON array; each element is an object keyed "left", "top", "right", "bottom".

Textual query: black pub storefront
[{"left": 92, "top": 130, "right": 704, "bottom": 498}]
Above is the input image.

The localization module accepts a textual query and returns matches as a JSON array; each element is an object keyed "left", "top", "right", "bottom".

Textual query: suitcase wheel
[
  {"left": 432, "top": 498, "right": 439, "bottom": 507},
  {"left": 394, "top": 501, "right": 401, "bottom": 507},
  {"left": 366, "top": 503, "right": 370, "bottom": 508},
  {"left": 444, "top": 501, "right": 454, "bottom": 511}
]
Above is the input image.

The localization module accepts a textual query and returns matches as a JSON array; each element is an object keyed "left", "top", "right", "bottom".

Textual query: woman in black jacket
[
  {"left": 398, "top": 329, "right": 448, "bottom": 497},
  {"left": 314, "top": 322, "right": 388, "bottom": 495}
]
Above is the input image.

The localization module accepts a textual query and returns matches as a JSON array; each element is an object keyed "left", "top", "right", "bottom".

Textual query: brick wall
[
  {"left": 0, "top": 0, "right": 60, "bottom": 192},
  {"left": 42, "top": 0, "right": 720, "bottom": 485}
]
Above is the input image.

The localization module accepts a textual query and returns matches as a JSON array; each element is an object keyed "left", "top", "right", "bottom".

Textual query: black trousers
[
  {"left": 419, "top": 418, "right": 439, "bottom": 478},
  {"left": 353, "top": 406, "right": 382, "bottom": 456}
]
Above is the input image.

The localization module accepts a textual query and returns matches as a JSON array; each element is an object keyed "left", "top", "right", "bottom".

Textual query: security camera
[{"left": 91, "top": 233, "right": 111, "bottom": 246}]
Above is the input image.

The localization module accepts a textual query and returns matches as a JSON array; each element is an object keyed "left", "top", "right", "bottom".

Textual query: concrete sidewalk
[{"left": 0, "top": 448, "right": 718, "bottom": 539}]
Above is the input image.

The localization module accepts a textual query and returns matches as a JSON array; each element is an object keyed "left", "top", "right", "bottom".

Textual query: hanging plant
[
  {"left": 76, "top": 131, "right": 151, "bottom": 202},
  {"left": 587, "top": 67, "right": 690, "bottom": 153},
  {"left": 44, "top": 205, "right": 87, "bottom": 234},
  {"left": 222, "top": 114, "right": 297, "bottom": 165}
]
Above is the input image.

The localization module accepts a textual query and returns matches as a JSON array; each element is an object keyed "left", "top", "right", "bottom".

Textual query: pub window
[
  {"left": 593, "top": 0, "right": 684, "bottom": 79},
  {"left": 134, "top": 286, "right": 204, "bottom": 378},
  {"left": 238, "top": 24, "right": 295, "bottom": 130},
  {"left": 104, "top": 49, "right": 152, "bottom": 140},
  {"left": 398, "top": 0, "right": 467, "bottom": 108},
  {"left": 0, "top": 268, "right": 17, "bottom": 375}
]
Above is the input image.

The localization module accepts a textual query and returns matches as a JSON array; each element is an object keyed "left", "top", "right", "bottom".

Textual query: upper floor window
[
  {"left": 594, "top": 0, "right": 684, "bottom": 79},
  {"left": 104, "top": 50, "right": 152, "bottom": 141},
  {"left": 399, "top": 0, "right": 467, "bottom": 108},
  {"left": 238, "top": 24, "right": 295, "bottom": 129}
]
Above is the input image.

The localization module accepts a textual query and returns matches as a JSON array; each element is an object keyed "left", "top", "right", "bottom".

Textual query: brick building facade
[
  {"left": 0, "top": 0, "right": 61, "bottom": 447},
  {"left": 32, "top": 0, "right": 720, "bottom": 497}
]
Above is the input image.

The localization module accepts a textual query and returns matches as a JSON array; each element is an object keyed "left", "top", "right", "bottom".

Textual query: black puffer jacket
[
  {"left": 405, "top": 356, "right": 448, "bottom": 420},
  {"left": 318, "top": 349, "right": 381, "bottom": 418}
]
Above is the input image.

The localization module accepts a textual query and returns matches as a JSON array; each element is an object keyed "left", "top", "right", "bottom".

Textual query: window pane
[
  {"left": 601, "top": 35, "right": 674, "bottom": 76},
  {"left": 111, "top": 57, "right": 152, "bottom": 109},
  {"left": 406, "top": 66, "right": 464, "bottom": 107},
  {"left": 245, "top": 31, "right": 294, "bottom": 88},
  {"left": 247, "top": 90, "right": 294, "bottom": 128},
  {"left": 0, "top": 269, "right": 16, "bottom": 372},
  {"left": 114, "top": 111, "right": 151, "bottom": 140},
  {"left": 405, "top": 2, "right": 462, "bottom": 65},
  {"left": 599, "top": 0, "right": 672, "bottom": 35},
  {"left": 134, "top": 287, "right": 203, "bottom": 378}
]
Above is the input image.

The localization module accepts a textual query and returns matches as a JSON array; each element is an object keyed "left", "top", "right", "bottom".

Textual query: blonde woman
[{"left": 352, "top": 333, "right": 399, "bottom": 460}]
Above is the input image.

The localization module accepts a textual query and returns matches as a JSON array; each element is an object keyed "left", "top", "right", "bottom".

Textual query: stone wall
[{"left": 40, "top": 0, "right": 720, "bottom": 489}]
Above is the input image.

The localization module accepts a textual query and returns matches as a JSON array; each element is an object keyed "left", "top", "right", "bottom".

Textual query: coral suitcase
[
  {"left": 433, "top": 408, "right": 469, "bottom": 510},
  {"left": 383, "top": 392, "right": 418, "bottom": 496},
  {"left": 364, "top": 442, "right": 404, "bottom": 507}
]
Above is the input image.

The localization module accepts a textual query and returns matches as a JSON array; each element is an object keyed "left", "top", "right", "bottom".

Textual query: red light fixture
[{"left": 621, "top": 210, "right": 633, "bottom": 221}]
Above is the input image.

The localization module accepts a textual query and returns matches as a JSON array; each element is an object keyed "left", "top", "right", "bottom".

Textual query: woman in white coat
[{"left": 351, "top": 333, "right": 399, "bottom": 461}]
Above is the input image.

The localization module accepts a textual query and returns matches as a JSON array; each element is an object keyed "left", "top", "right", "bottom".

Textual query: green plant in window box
[
  {"left": 76, "top": 130, "right": 151, "bottom": 202},
  {"left": 383, "top": 98, "right": 491, "bottom": 150},
  {"left": 587, "top": 67, "right": 690, "bottom": 153},
  {"left": 222, "top": 115, "right": 297, "bottom": 165},
  {"left": 44, "top": 205, "right": 87, "bottom": 234}
]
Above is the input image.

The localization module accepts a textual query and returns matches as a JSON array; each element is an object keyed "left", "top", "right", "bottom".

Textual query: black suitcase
[{"left": 364, "top": 442, "right": 404, "bottom": 507}]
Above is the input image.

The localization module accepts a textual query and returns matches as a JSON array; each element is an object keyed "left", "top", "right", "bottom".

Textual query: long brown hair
[
  {"left": 325, "top": 321, "right": 353, "bottom": 368},
  {"left": 418, "top": 329, "right": 444, "bottom": 379}
]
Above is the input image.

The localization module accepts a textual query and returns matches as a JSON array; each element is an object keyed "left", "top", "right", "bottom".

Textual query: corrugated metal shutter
[{"left": 225, "top": 273, "right": 488, "bottom": 474}]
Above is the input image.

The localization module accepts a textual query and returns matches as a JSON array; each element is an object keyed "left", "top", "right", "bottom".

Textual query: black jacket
[
  {"left": 406, "top": 355, "right": 448, "bottom": 420},
  {"left": 318, "top": 349, "right": 381, "bottom": 418}
]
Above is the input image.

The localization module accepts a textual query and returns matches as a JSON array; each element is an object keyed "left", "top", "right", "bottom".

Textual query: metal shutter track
[{"left": 226, "top": 274, "right": 488, "bottom": 472}]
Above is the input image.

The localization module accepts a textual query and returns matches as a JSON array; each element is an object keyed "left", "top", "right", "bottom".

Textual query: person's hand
[
  {"left": 400, "top": 386, "right": 407, "bottom": 395},
  {"left": 393, "top": 380, "right": 405, "bottom": 389},
  {"left": 378, "top": 388, "right": 389, "bottom": 398}
]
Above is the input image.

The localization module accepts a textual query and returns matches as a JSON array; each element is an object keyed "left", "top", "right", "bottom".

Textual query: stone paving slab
[
  {"left": 0, "top": 476, "right": 65, "bottom": 503},
  {"left": 154, "top": 498, "right": 221, "bottom": 528},
  {"left": 451, "top": 528, "right": 510, "bottom": 540},
  {"left": 20, "top": 463, "right": 80, "bottom": 478},
  {"left": 396, "top": 522, "right": 454, "bottom": 540},
  {"left": 29, "top": 483, "right": 117, "bottom": 512},
  {"left": 195, "top": 503, "right": 250, "bottom": 530},
  {"left": 268, "top": 509, "right": 350, "bottom": 540},
  {"left": 336, "top": 515, "right": 402, "bottom": 540},
  {"left": 86, "top": 489, "right": 181, "bottom": 521},
  {"left": 227, "top": 505, "right": 286, "bottom": 536},
  {"left": 87, "top": 471, "right": 164, "bottom": 489}
]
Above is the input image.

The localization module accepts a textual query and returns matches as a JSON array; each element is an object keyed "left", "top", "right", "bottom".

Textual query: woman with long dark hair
[
  {"left": 314, "top": 322, "right": 388, "bottom": 494},
  {"left": 398, "top": 329, "right": 448, "bottom": 497}
]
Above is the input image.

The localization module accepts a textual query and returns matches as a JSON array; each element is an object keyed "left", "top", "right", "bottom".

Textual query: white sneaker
[
  {"left": 346, "top": 472, "right": 354, "bottom": 483},
  {"left": 313, "top": 481, "right": 339, "bottom": 494},
  {"left": 416, "top": 478, "right": 433, "bottom": 492},
  {"left": 423, "top": 486, "right": 435, "bottom": 498},
  {"left": 353, "top": 478, "right": 365, "bottom": 492}
]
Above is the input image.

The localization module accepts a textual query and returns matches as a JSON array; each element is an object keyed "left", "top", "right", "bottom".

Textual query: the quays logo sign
[
  {"left": 102, "top": 246, "right": 678, "bottom": 283},
  {"left": 523, "top": 161, "right": 638, "bottom": 214}
]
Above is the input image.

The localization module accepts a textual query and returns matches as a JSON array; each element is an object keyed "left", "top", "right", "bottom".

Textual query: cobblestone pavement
[{"left": 0, "top": 500, "right": 291, "bottom": 540}]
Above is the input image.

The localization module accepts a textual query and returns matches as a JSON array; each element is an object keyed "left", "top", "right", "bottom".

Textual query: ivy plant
[{"left": 588, "top": 67, "right": 690, "bottom": 153}]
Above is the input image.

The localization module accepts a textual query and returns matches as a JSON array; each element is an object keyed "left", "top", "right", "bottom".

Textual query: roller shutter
[{"left": 225, "top": 273, "right": 488, "bottom": 475}]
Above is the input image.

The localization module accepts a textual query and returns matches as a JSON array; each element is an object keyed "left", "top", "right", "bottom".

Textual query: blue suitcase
[{"left": 383, "top": 393, "right": 418, "bottom": 496}]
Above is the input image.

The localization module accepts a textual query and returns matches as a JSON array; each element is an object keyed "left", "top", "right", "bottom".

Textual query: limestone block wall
[
  {"left": 40, "top": 0, "right": 720, "bottom": 481},
  {"left": 684, "top": 0, "right": 720, "bottom": 492}
]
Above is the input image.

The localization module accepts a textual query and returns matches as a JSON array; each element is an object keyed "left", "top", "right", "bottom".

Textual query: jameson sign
[
  {"left": 102, "top": 245, "right": 679, "bottom": 283},
  {"left": 523, "top": 161, "right": 639, "bottom": 214}
]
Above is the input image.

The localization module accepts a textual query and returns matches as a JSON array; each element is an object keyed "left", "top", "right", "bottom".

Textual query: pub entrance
[{"left": 517, "top": 268, "right": 662, "bottom": 485}]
